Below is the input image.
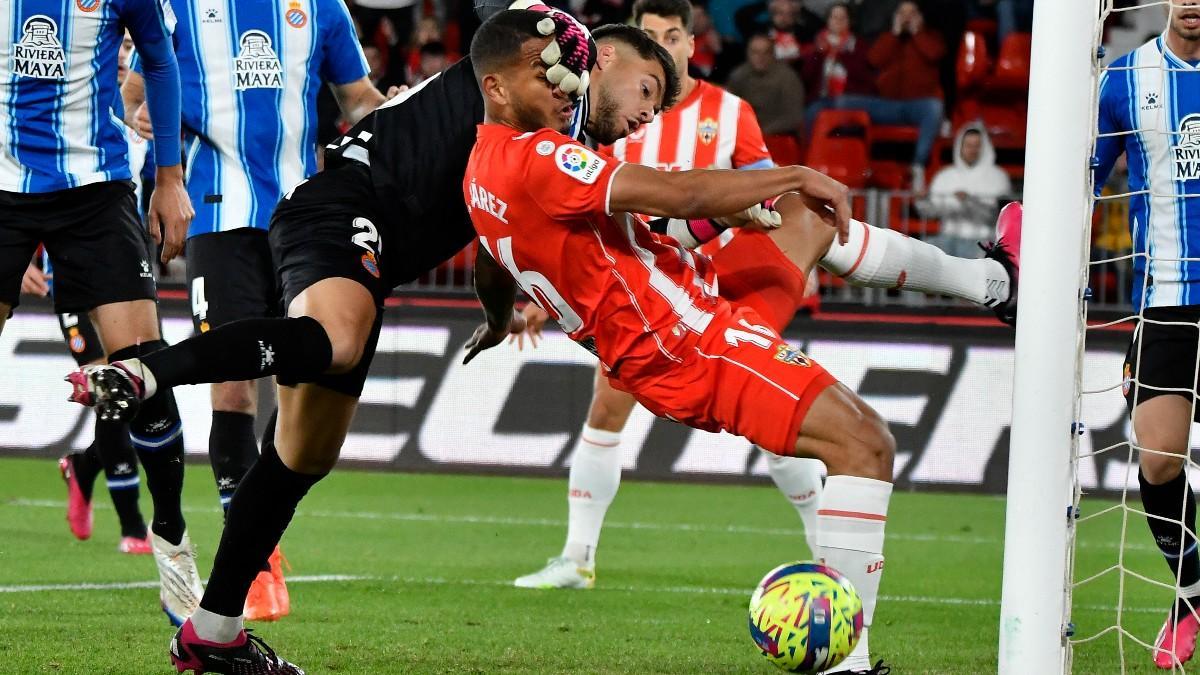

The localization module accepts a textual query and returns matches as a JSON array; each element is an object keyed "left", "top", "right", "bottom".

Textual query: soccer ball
[{"left": 747, "top": 561, "right": 864, "bottom": 673}]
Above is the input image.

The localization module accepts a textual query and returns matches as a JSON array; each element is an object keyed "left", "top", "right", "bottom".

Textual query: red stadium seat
[
  {"left": 957, "top": 30, "right": 992, "bottom": 94},
  {"left": 991, "top": 32, "right": 1032, "bottom": 91},
  {"left": 805, "top": 110, "right": 871, "bottom": 188},
  {"left": 869, "top": 125, "right": 920, "bottom": 190},
  {"left": 763, "top": 134, "right": 801, "bottom": 166}
]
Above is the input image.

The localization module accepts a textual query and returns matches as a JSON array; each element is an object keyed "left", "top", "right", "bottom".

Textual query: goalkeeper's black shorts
[{"left": 1124, "top": 305, "right": 1200, "bottom": 421}]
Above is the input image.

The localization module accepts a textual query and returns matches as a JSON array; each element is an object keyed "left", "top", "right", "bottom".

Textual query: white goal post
[{"left": 998, "top": 0, "right": 1102, "bottom": 672}]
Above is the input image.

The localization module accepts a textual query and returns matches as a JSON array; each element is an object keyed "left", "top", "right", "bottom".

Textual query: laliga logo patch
[
  {"left": 285, "top": 1, "right": 307, "bottom": 28},
  {"left": 556, "top": 144, "right": 605, "bottom": 185},
  {"left": 13, "top": 16, "right": 65, "bottom": 80},
  {"left": 76, "top": 0, "right": 101, "bottom": 12},
  {"left": 774, "top": 344, "right": 811, "bottom": 367},
  {"left": 697, "top": 117, "right": 719, "bottom": 145}
]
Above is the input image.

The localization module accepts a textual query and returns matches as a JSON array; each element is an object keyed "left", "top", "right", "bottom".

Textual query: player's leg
[
  {"left": 1125, "top": 308, "right": 1200, "bottom": 667},
  {"left": 817, "top": 199, "right": 1022, "bottom": 325},
  {"left": 515, "top": 366, "right": 635, "bottom": 588},
  {"left": 56, "top": 311, "right": 149, "bottom": 549},
  {"left": 187, "top": 229, "right": 288, "bottom": 620},
  {"left": 174, "top": 285, "right": 380, "bottom": 673}
]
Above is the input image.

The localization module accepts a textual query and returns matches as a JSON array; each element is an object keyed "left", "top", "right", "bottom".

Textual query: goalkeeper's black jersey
[{"left": 323, "top": 57, "right": 591, "bottom": 277}]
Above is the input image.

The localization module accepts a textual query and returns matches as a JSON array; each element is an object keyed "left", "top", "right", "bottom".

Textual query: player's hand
[
  {"left": 148, "top": 165, "right": 194, "bottom": 264},
  {"left": 130, "top": 102, "right": 153, "bottom": 141},
  {"left": 795, "top": 166, "right": 851, "bottom": 244},
  {"left": 508, "top": 2, "right": 596, "bottom": 97},
  {"left": 508, "top": 303, "right": 550, "bottom": 350},
  {"left": 385, "top": 84, "right": 409, "bottom": 100},
  {"left": 464, "top": 309, "right": 527, "bottom": 364},
  {"left": 717, "top": 200, "right": 782, "bottom": 230},
  {"left": 20, "top": 263, "right": 50, "bottom": 297}
]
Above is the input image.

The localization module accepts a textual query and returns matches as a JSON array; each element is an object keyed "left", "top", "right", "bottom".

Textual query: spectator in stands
[
  {"left": 800, "top": 3, "right": 874, "bottom": 127},
  {"left": 917, "top": 124, "right": 1011, "bottom": 258},
  {"left": 735, "top": 0, "right": 821, "bottom": 66},
  {"left": 865, "top": 0, "right": 946, "bottom": 189},
  {"left": 352, "top": 0, "right": 419, "bottom": 71},
  {"left": 690, "top": 2, "right": 723, "bottom": 77},
  {"left": 410, "top": 41, "right": 450, "bottom": 85},
  {"left": 726, "top": 33, "right": 806, "bottom": 135}
]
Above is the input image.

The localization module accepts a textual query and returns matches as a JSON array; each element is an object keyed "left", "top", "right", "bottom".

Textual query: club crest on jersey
[
  {"left": 76, "top": 0, "right": 101, "bottom": 13},
  {"left": 13, "top": 16, "right": 65, "bottom": 80},
  {"left": 361, "top": 251, "right": 380, "bottom": 278},
  {"left": 285, "top": 1, "right": 307, "bottom": 28},
  {"left": 1173, "top": 114, "right": 1200, "bottom": 180},
  {"left": 234, "top": 30, "right": 284, "bottom": 90},
  {"left": 1122, "top": 362, "right": 1132, "bottom": 396},
  {"left": 774, "top": 344, "right": 811, "bottom": 367},
  {"left": 68, "top": 328, "right": 87, "bottom": 354},
  {"left": 556, "top": 144, "right": 605, "bottom": 184},
  {"left": 697, "top": 117, "right": 719, "bottom": 145}
]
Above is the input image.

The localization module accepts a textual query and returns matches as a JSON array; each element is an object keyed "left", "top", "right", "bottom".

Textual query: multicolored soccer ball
[{"left": 747, "top": 561, "right": 864, "bottom": 673}]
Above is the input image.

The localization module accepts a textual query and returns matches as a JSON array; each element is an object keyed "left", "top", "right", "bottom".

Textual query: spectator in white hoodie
[{"left": 919, "top": 123, "right": 1013, "bottom": 258}]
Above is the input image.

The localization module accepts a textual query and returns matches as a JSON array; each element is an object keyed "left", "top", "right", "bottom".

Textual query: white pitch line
[
  {"left": 0, "top": 573, "right": 1165, "bottom": 616},
  {"left": 2, "top": 498, "right": 1155, "bottom": 552}
]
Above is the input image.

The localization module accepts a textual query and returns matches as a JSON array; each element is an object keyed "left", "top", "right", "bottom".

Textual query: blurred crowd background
[{"left": 315, "top": 0, "right": 1163, "bottom": 311}]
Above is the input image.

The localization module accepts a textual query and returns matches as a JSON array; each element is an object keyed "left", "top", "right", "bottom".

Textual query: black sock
[
  {"left": 70, "top": 441, "right": 102, "bottom": 503},
  {"left": 200, "top": 412, "right": 323, "bottom": 617},
  {"left": 94, "top": 416, "right": 148, "bottom": 539},
  {"left": 208, "top": 411, "right": 258, "bottom": 515},
  {"left": 1139, "top": 468, "right": 1200, "bottom": 615},
  {"left": 113, "top": 342, "right": 187, "bottom": 545},
  {"left": 139, "top": 317, "right": 333, "bottom": 390}
]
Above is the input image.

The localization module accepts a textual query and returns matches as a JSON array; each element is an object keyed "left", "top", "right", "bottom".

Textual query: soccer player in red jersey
[
  {"left": 464, "top": 12, "right": 891, "bottom": 673},
  {"left": 512, "top": 0, "right": 827, "bottom": 594}
]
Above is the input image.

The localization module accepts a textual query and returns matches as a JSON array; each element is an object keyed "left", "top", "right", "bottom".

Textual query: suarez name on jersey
[
  {"left": 135, "top": 0, "right": 367, "bottom": 237},
  {"left": 465, "top": 124, "right": 720, "bottom": 376},
  {"left": 606, "top": 79, "right": 772, "bottom": 171}
]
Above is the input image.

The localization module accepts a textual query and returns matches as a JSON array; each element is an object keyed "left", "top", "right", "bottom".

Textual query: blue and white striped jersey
[
  {"left": 137, "top": 0, "right": 367, "bottom": 238},
  {"left": 1095, "top": 35, "right": 1200, "bottom": 310},
  {"left": 0, "top": 0, "right": 181, "bottom": 193}
]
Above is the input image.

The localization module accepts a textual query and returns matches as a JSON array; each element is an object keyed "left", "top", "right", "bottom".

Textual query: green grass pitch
[{"left": 0, "top": 457, "right": 1179, "bottom": 673}]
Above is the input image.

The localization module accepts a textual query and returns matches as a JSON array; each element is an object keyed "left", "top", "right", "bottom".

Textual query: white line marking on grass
[
  {"left": 0, "top": 574, "right": 369, "bottom": 594},
  {"left": 0, "top": 573, "right": 1162, "bottom": 615},
  {"left": 3, "top": 498, "right": 1152, "bottom": 552}
]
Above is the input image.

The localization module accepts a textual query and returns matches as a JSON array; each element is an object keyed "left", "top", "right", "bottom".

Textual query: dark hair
[
  {"left": 592, "top": 23, "right": 681, "bottom": 109},
  {"left": 827, "top": 2, "right": 851, "bottom": 21},
  {"left": 420, "top": 40, "right": 447, "bottom": 57},
  {"left": 469, "top": 9, "right": 548, "bottom": 83},
  {"left": 633, "top": 0, "right": 693, "bottom": 32}
]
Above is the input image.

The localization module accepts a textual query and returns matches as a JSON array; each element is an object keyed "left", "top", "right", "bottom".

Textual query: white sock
[
  {"left": 820, "top": 219, "right": 1010, "bottom": 307},
  {"left": 562, "top": 425, "right": 622, "bottom": 568},
  {"left": 190, "top": 607, "right": 243, "bottom": 644},
  {"left": 817, "top": 475, "right": 892, "bottom": 674},
  {"left": 762, "top": 449, "right": 823, "bottom": 556}
]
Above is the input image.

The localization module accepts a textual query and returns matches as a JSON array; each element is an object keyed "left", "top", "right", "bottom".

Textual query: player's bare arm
[
  {"left": 608, "top": 163, "right": 851, "bottom": 243},
  {"left": 464, "top": 245, "right": 526, "bottom": 364},
  {"left": 331, "top": 77, "right": 387, "bottom": 127}
]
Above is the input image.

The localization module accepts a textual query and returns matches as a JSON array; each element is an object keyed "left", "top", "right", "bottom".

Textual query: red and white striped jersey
[
  {"left": 466, "top": 124, "right": 722, "bottom": 377},
  {"left": 606, "top": 79, "right": 773, "bottom": 171}
]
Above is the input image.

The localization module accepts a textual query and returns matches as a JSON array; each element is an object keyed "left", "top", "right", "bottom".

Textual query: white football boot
[
  {"left": 152, "top": 529, "right": 205, "bottom": 626},
  {"left": 513, "top": 557, "right": 595, "bottom": 589}
]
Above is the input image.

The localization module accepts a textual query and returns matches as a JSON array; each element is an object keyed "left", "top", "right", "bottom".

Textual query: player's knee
[
  {"left": 841, "top": 413, "right": 895, "bottom": 482},
  {"left": 586, "top": 388, "right": 636, "bottom": 431},
  {"left": 325, "top": 337, "right": 366, "bottom": 374},
  {"left": 1140, "top": 449, "right": 1186, "bottom": 485},
  {"left": 211, "top": 381, "right": 256, "bottom": 414}
]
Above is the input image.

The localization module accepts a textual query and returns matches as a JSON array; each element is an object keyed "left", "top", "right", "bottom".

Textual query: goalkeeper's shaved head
[{"left": 470, "top": 9, "right": 550, "bottom": 84}]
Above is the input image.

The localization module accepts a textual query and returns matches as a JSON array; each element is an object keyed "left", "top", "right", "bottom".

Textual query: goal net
[{"left": 1001, "top": 1, "right": 1200, "bottom": 673}]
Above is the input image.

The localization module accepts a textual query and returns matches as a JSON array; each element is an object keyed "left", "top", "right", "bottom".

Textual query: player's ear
[
  {"left": 480, "top": 72, "right": 509, "bottom": 106},
  {"left": 594, "top": 42, "right": 617, "bottom": 70},
  {"left": 687, "top": 34, "right": 695, "bottom": 59}
]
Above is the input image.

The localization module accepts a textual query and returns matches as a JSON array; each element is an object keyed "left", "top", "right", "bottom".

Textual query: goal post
[{"left": 998, "top": 0, "right": 1102, "bottom": 672}]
